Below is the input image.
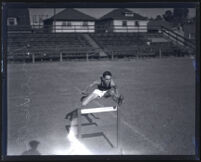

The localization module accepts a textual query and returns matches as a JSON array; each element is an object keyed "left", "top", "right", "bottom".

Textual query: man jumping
[{"left": 80, "top": 71, "right": 124, "bottom": 107}]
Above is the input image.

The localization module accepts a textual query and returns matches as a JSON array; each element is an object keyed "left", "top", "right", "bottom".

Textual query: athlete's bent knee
[{"left": 81, "top": 101, "right": 87, "bottom": 107}]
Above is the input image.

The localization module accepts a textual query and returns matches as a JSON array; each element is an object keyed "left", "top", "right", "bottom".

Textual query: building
[
  {"left": 96, "top": 8, "right": 149, "bottom": 33},
  {"left": 182, "top": 21, "right": 195, "bottom": 40},
  {"left": 7, "top": 8, "right": 31, "bottom": 32},
  {"left": 43, "top": 8, "right": 96, "bottom": 33}
]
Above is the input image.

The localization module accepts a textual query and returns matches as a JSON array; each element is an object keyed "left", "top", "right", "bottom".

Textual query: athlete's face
[{"left": 103, "top": 75, "right": 112, "bottom": 85}]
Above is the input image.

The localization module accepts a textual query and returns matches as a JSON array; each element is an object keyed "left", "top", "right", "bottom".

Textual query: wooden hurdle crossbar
[
  {"left": 81, "top": 106, "right": 117, "bottom": 114},
  {"left": 77, "top": 106, "right": 120, "bottom": 148}
]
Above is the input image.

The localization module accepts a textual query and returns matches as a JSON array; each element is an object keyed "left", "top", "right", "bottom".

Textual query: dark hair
[{"left": 103, "top": 71, "right": 112, "bottom": 78}]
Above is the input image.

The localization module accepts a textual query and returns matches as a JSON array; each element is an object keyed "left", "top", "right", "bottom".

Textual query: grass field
[{"left": 7, "top": 57, "right": 196, "bottom": 155}]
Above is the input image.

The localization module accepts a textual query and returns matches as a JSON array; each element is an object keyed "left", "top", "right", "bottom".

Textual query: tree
[
  {"left": 163, "top": 10, "right": 173, "bottom": 22},
  {"left": 173, "top": 8, "right": 189, "bottom": 24},
  {"left": 155, "top": 15, "right": 163, "bottom": 20},
  {"left": 173, "top": 8, "right": 189, "bottom": 19}
]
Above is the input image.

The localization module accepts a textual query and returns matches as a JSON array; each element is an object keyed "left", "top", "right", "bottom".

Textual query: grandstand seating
[
  {"left": 7, "top": 32, "right": 186, "bottom": 63},
  {"left": 7, "top": 33, "right": 94, "bottom": 62},
  {"left": 90, "top": 33, "right": 173, "bottom": 58}
]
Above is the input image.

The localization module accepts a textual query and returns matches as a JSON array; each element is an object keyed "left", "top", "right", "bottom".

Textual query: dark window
[
  {"left": 67, "top": 21, "right": 71, "bottom": 26},
  {"left": 122, "top": 21, "right": 127, "bottom": 27},
  {"left": 7, "top": 17, "right": 17, "bottom": 26},
  {"left": 33, "top": 15, "right": 37, "bottom": 23},
  {"left": 39, "top": 15, "right": 43, "bottom": 24},
  {"left": 62, "top": 21, "right": 67, "bottom": 26},
  {"left": 135, "top": 21, "right": 139, "bottom": 27},
  {"left": 83, "top": 21, "right": 88, "bottom": 26}
]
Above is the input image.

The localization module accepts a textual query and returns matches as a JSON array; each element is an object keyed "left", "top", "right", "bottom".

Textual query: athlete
[{"left": 80, "top": 71, "right": 124, "bottom": 107}]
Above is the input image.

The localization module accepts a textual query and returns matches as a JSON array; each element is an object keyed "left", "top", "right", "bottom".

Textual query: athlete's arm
[{"left": 110, "top": 80, "right": 119, "bottom": 95}]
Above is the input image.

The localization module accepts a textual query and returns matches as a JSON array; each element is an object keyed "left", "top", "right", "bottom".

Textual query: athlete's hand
[{"left": 81, "top": 91, "right": 88, "bottom": 96}]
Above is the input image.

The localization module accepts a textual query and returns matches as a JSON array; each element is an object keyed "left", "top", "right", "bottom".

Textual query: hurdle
[{"left": 77, "top": 105, "right": 120, "bottom": 148}]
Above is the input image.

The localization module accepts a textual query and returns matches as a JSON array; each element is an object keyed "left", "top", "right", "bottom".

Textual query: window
[
  {"left": 125, "top": 12, "right": 134, "bottom": 17},
  {"left": 39, "top": 15, "right": 44, "bottom": 24},
  {"left": 66, "top": 21, "right": 71, "bottom": 26},
  {"left": 33, "top": 15, "right": 38, "bottom": 24},
  {"left": 7, "top": 17, "right": 17, "bottom": 26},
  {"left": 122, "top": 21, "right": 127, "bottom": 27},
  {"left": 188, "top": 33, "right": 191, "bottom": 39},
  {"left": 135, "top": 21, "right": 139, "bottom": 27},
  {"left": 62, "top": 21, "right": 67, "bottom": 26},
  {"left": 83, "top": 21, "right": 88, "bottom": 26}
]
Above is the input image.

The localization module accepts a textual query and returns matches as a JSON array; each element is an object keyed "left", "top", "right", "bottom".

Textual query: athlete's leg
[{"left": 81, "top": 92, "right": 99, "bottom": 107}]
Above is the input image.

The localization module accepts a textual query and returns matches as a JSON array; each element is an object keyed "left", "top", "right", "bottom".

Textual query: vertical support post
[
  {"left": 86, "top": 52, "right": 89, "bottom": 61},
  {"left": 176, "top": 34, "right": 178, "bottom": 45},
  {"left": 159, "top": 48, "right": 162, "bottom": 58},
  {"left": 60, "top": 52, "right": 63, "bottom": 62},
  {"left": 32, "top": 53, "right": 35, "bottom": 64},
  {"left": 136, "top": 50, "right": 138, "bottom": 60},
  {"left": 111, "top": 51, "right": 114, "bottom": 60},
  {"left": 116, "top": 105, "right": 119, "bottom": 148},
  {"left": 53, "top": 8, "right": 56, "bottom": 33},
  {"left": 77, "top": 107, "right": 81, "bottom": 139}
]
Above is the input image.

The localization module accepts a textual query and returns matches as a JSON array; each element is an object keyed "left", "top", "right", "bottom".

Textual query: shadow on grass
[{"left": 21, "top": 140, "right": 41, "bottom": 155}]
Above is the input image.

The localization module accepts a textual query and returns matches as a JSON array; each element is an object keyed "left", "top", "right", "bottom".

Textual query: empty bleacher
[
  {"left": 90, "top": 32, "right": 179, "bottom": 58},
  {"left": 91, "top": 33, "right": 158, "bottom": 58},
  {"left": 7, "top": 33, "right": 94, "bottom": 62},
  {"left": 7, "top": 32, "right": 187, "bottom": 63}
]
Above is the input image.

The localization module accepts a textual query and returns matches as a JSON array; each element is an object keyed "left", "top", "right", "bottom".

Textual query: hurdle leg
[
  {"left": 116, "top": 105, "right": 119, "bottom": 148},
  {"left": 77, "top": 107, "right": 81, "bottom": 139}
]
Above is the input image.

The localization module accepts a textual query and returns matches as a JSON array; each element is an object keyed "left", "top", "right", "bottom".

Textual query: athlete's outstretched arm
[{"left": 110, "top": 79, "right": 119, "bottom": 96}]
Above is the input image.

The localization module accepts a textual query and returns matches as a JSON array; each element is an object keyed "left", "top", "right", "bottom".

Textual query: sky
[
  {"left": 28, "top": 8, "right": 196, "bottom": 24},
  {"left": 76, "top": 8, "right": 196, "bottom": 19}
]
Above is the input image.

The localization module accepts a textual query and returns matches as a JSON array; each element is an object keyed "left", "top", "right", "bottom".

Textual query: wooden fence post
[
  {"left": 32, "top": 53, "right": 35, "bottom": 64},
  {"left": 86, "top": 52, "right": 88, "bottom": 61},
  {"left": 60, "top": 52, "right": 63, "bottom": 62},
  {"left": 159, "top": 48, "right": 162, "bottom": 58}
]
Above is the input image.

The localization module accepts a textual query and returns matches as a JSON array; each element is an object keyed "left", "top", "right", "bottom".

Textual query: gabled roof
[
  {"left": 100, "top": 8, "right": 148, "bottom": 20},
  {"left": 48, "top": 8, "right": 96, "bottom": 21}
]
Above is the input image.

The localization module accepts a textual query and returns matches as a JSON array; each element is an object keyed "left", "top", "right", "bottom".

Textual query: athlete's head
[{"left": 102, "top": 71, "right": 112, "bottom": 84}]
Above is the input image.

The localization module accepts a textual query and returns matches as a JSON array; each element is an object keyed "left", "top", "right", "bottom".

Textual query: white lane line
[{"left": 120, "top": 118, "right": 165, "bottom": 152}]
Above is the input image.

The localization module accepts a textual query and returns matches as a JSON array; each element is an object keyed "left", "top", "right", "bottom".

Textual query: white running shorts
[{"left": 92, "top": 89, "right": 107, "bottom": 98}]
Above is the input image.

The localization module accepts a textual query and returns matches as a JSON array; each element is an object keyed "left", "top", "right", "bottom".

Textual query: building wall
[
  {"left": 52, "top": 21, "right": 95, "bottom": 33},
  {"left": 113, "top": 20, "right": 148, "bottom": 32}
]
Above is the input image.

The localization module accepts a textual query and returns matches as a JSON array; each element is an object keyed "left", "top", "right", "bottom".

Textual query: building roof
[
  {"left": 100, "top": 8, "right": 148, "bottom": 21},
  {"left": 48, "top": 8, "right": 96, "bottom": 21}
]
